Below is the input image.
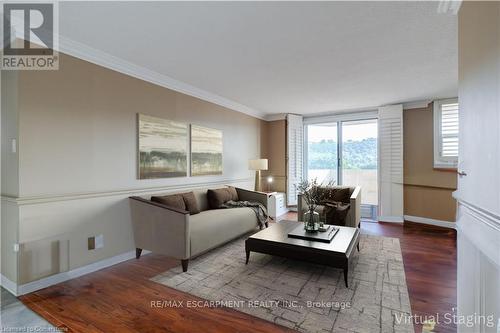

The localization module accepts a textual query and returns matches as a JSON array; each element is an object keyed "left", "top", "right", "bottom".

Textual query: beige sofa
[
  {"left": 129, "top": 187, "right": 267, "bottom": 272},
  {"left": 298, "top": 186, "right": 361, "bottom": 228}
]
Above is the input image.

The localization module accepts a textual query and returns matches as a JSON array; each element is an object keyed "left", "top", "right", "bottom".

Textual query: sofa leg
[
  {"left": 265, "top": 221, "right": 269, "bottom": 228},
  {"left": 136, "top": 248, "right": 142, "bottom": 259},
  {"left": 181, "top": 259, "right": 189, "bottom": 272}
]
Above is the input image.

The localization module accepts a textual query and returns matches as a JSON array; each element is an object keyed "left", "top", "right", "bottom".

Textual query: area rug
[{"left": 152, "top": 234, "right": 414, "bottom": 333}]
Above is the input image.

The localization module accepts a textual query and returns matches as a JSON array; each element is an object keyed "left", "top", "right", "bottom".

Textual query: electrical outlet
[
  {"left": 88, "top": 237, "right": 95, "bottom": 250},
  {"left": 95, "top": 234, "right": 104, "bottom": 249},
  {"left": 13, "top": 243, "right": 19, "bottom": 252},
  {"left": 88, "top": 235, "right": 104, "bottom": 250}
]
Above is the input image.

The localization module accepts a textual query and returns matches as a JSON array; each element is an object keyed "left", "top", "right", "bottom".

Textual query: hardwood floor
[
  {"left": 361, "top": 220, "right": 457, "bottom": 333},
  {"left": 20, "top": 214, "right": 456, "bottom": 333}
]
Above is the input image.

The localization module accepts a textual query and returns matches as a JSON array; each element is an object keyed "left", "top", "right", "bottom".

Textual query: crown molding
[
  {"left": 55, "top": 35, "right": 267, "bottom": 120},
  {"left": 5, "top": 17, "right": 267, "bottom": 120},
  {"left": 402, "top": 99, "right": 432, "bottom": 110},
  {"left": 437, "top": 0, "right": 462, "bottom": 15},
  {"left": 264, "top": 113, "right": 287, "bottom": 121}
]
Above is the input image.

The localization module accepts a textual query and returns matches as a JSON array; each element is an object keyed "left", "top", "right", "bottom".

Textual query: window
[
  {"left": 303, "top": 111, "right": 379, "bottom": 220},
  {"left": 433, "top": 98, "right": 459, "bottom": 168}
]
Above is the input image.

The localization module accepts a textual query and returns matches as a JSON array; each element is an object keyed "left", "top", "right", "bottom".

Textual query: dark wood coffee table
[{"left": 245, "top": 220, "right": 360, "bottom": 287}]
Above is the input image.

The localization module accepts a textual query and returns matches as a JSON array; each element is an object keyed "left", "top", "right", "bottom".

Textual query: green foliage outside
[{"left": 308, "top": 138, "right": 377, "bottom": 170}]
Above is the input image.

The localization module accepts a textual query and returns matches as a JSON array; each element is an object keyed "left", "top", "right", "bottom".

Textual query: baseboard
[
  {"left": 1, "top": 274, "right": 18, "bottom": 296},
  {"left": 404, "top": 215, "right": 456, "bottom": 229},
  {"left": 17, "top": 249, "right": 150, "bottom": 296},
  {"left": 378, "top": 216, "right": 404, "bottom": 223}
]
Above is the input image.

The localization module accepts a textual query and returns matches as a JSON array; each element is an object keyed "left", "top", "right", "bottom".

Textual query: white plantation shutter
[
  {"left": 434, "top": 99, "right": 459, "bottom": 167},
  {"left": 286, "top": 114, "right": 303, "bottom": 206},
  {"left": 378, "top": 105, "right": 404, "bottom": 222}
]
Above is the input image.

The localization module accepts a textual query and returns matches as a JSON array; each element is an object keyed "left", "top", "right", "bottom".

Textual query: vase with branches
[{"left": 296, "top": 178, "right": 334, "bottom": 232}]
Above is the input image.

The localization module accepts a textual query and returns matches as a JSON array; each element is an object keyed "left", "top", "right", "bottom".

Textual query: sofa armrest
[
  {"left": 235, "top": 187, "right": 268, "bottom": 209},
  {"left": 129, "top": 197, "right": 190, "bottom": 259},
  {"left": 349, "top": 186, "right": 362, "bottom": 228}
]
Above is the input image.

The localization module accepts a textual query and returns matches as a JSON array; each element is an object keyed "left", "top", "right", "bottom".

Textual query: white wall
[
  {"left": 1, "top": 71, "right": 20, "bottom": 283},
  {"left": 457, "top": 2, "right": 500, "bottom": 332}
]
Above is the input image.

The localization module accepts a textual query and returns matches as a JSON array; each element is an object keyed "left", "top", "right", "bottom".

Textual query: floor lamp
[{"left": 249, "top": 159, "right": 268, "bottom": 192}]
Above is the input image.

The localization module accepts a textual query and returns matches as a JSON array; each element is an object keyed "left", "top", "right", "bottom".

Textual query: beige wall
[
  {"left": 3, "top": 52, "right": 267, "bottom": 285},
  {"left": 17, "top": 54, "right": 265, "bottom": 196},
  {"left": 403, "top": 103, "right": 457, "bottom": 222},
  {"left": 261, "top": 120, "right": 286, "bottom": 192}
]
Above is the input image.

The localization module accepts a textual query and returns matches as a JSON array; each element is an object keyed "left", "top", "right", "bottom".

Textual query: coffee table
[{"left": 245, "top": 220, "right": 360, "bottom": 287}]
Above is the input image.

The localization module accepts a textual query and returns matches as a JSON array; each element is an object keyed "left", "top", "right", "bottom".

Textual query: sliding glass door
[
  {"left": 341, "top": 120, "right": 378, "bottom": 206},
  {"left": 305, "top": 118, "right": 378, "bottom": 219},
  {"left": 306, "top": 123, "right": 338, "bottom": 185}
]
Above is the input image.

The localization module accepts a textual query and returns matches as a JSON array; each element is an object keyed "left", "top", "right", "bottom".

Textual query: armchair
[{"left": 298, "top": 186, "right": 361, "bottom": 228}]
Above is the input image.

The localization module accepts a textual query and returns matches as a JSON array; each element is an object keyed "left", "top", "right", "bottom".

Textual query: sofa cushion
[
  {"left": 180, "top": 192, "right": 200, "bottom": 215},
  {"left": 189, "top": 207, "right": 257, "bottom": 256},
  {"left": 207, "top": 187, "right": 239, "bottom": 209},
  {"left": 151, "top": 194, "right": 186, "bottom": 211}
]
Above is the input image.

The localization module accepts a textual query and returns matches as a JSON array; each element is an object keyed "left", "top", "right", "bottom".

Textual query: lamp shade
[{"left": 248, "top": 159, "right": 268, "bottom": 171}]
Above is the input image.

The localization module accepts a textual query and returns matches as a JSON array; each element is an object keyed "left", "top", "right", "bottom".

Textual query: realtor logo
[{"left": 2, "top": 2, "right": 59, "bottom": 70}]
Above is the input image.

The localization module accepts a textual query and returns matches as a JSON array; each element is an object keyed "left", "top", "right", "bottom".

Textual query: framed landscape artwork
[
  {"left": 191, "top": 125, "right": 223, "bottom": 176},
  {"left": 138, "top": 114, "right": 188, "bottom": 179}
]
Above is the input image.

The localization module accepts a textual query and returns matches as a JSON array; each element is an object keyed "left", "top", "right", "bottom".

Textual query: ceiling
[{"left": 58, "top": 1, "right": 458, "bottom": 118}]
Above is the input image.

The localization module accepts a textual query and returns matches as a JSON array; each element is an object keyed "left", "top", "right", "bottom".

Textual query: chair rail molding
[
  {"left": 1, "top": 177, "right": 254, "bottom": 205},
  {"left": 455, "top": 198, "right": 500, "bottom": 268}
]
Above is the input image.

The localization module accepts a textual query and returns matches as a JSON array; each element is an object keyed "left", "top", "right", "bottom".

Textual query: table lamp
[
  {"left": 248, "top": 159, "right": 268, "bottom": 191},
  {"left": 267, "top": 176, "right": 274, "bottom": 192}
]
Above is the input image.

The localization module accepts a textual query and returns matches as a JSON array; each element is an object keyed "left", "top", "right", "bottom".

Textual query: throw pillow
[
  {"left": 324, "top": 202, "right": 351, "bottom": 226},
  {"left": 151, "top": 194, "right": 186, "bottom": 211},
  {"left": 180, "top": 192, "right": 200, "bottom": 215},
  {"left": 227, "top": 186, "right": 239, "bottom": 201},
  {"left": 329, "top": 187, "right": 352, "bottom": 204},
  {"left": 207, "top": 187, "right": 239, "bottom": 209}
]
